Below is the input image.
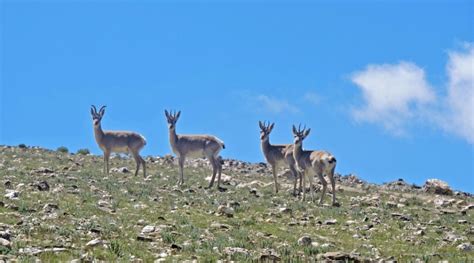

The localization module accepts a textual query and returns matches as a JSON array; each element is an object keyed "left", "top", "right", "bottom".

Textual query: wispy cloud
[
  {"left": 303, "top": 92, "right": 322, "bottom": 106},
  {"left": 350, "top": 43, "right": 474, "bottom": 143},
  {"left": 255, "top": 94, "right": 300, "bottom": 114}
]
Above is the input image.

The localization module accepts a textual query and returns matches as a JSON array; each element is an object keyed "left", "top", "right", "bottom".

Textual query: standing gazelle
[
  {"left": 292, "top": 125, "right": 337, "bottom": 206},
  {"left": 259, "top": 121, "right": 301, "bottom": 195},
  {"left": 90, "top": 105, "right": 147, "bottom": 177},
  {"left": 165, "top": 110, "right": 225, "bottom": 189}
]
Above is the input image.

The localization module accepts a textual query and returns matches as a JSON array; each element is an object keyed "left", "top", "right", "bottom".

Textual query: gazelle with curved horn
[
  {"left": 292, "top": 124, "right": 337, "bottom": 205},
  {"left": 165, "top": 110, "right": 225, "bottom": 189},
  {"left": 259, "top": 121, "right": 301, "bottom": 195},
  {"left": 90, "top": 105, "right": 147, "bottom": 177}
]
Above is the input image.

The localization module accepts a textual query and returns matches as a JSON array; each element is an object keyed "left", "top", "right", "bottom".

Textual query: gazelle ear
[
  {"left": 292, "top": 125, "right": 298, "bottom": 135},
  {"left": 304, "top": 128, "right": 311, "bottom": 138},
  {"left": 99, "top": 106, "right": 106, "bottom": 117},
  {"left": 269, "top": 123, "right": 275, "bottom": 132}
]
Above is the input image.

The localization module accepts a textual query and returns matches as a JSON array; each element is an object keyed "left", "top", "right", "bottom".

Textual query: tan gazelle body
[
  {"left": 90, "top": 105, "right": 147, "bottom": 177},
  {"left": 292, "top": 125, "right": 337, "bottom": 205},
  {"left": 165, "top": 110, "right": 225, "bottom": 189}
]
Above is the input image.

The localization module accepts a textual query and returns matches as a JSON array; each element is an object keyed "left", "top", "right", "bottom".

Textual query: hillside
[{"left": 0, "top": 145, "right": 473, "bottom": 262}]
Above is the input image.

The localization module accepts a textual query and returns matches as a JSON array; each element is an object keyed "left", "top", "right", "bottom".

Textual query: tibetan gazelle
[
  {"left": 165, "top": 110, "right": 225, "bottom": 189},
  {"left": 292, "top": 124, "right": 337, "bottom": 206},
  {"left": 90, "top": 105, "right": 147, "bottom": 177},
  {"left": 259, "top": 121, "right": 301, "bottom": 195}
]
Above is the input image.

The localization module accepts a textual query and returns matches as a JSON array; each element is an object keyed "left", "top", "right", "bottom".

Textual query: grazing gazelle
[
  {"left": 292, "top": 124, "right": 337, "bottom": 206},
  {"left": 165, "top": 110, "right": 225, "bottom": 189},
  {"left": 259, "top": 121, "right": 301, "bottom": 195},
  {"left": 90, "top": 105, "right": 147, "bottom": 177}
]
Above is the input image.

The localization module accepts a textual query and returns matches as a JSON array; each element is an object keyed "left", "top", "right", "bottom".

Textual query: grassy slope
[{"left": 0, "top": 146, "right": 473, "bottom": 262}]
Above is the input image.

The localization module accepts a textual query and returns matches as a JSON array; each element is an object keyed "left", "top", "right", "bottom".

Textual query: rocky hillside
[{"left": 0, "top": 145, "right": 473, "bottom": 262}]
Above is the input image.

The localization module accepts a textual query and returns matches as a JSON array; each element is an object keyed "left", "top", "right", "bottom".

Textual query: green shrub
[
  {"left": 18, "top": 143, "right": 27, "bottom": 149},
  {"left": 57, "top": 146, "right": 69, "bottom": 153},
  {"left": 76, "top": 148, "right": 90, "bottom": 155}
]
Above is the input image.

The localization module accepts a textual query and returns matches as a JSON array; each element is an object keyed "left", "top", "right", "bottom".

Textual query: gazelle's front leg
[
  {"left": 272, "top": 165, "right": 279, "bottom": 193},
  {"left": 302, "top": 170, "right": 306, "bottom": 201},
  {"left": 316, "top": 172, "right": 328, "bottom": 205},
  {"left": 178, "top": 156, "right": 185, "bottom": 185},
  {"left": 104, "top": 150, "right": 111, "bottom": 175}
]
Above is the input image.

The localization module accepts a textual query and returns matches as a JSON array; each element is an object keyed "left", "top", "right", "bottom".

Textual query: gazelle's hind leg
[
  {"left": 316, "top": 170, "right": 328, "bottom": 205},
  {"left": 207, "top": 155, "right": 218, "bottom": 188},
  {"left": 216, "top": 156, "right": 224, "bottom": 189},
  {"left": 328, "top": 165, "right": 337, "bottom": 206},
  {"left": 272, "top": 165, "right": 279, "bottom": 193},
  {"left": 289, "top": 165, "right": 298, "bottom": 196},
  {"left": 302, "top": 170, "right": 306, "bottom": 201},
  {"left": 140, "top": 156, "right": 146, "bottom": 177}
]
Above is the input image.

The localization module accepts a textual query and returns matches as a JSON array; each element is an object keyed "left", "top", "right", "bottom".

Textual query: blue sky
[{"left": 1, "top": 1, "right": 473, "bottom": 192}]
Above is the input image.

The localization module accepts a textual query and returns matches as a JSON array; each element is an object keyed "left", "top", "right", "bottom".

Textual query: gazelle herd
[{"left": 91, "top": 105, "right": 338, "bottom": 206}]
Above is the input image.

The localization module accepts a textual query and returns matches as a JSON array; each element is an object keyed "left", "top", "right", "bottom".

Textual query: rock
[
  {"left": 141, "top": 225, "right": 155, "bottom": 234},
  {"left": 297, "top": 236, "right": 312, "bottom": 246},
  {"left": 210, "top": 222, "right": 231, "bottom": 230},
  {"left": 136, "top": 235, "right": 153, "bottom": 242},
  {"left": 249, "top": 188, "right": 262, "bottom": 198},
  {"left": 278, "top": 207, "right": 292, "bottom": 214},
  {"left": 317, "top": 251, "right": 361, "bottom": 261},
  {"left": 35, "top": 181, "right": 50, "bottom": 191},
  {"left": 457, "top": 242, "right": 472, "bottom": 252},
  {"left": 323, "top": 219, "right": 338, "bottom": 225},
  {"left": 205, "top": 174, "right": 232, "bottom": 184},
  {"left": 443, "top": 232, "right": 465, "bottom": 243},
  {"left": 259, "top": 249, "right": 281, "bottom": 261},
  {"left": 34, "top": 167, "right": 54, "bottom": 174},
  {"left": 4, "top": 180, "right": 12, "bottom": 189},
  {"left": 391, "top": 213, "right": 411, "bottom": 221},
  {"left": 217, "top": 205, "right": 234, "bottom": 218},
  {"left": 111, "top": 167, "right": 130, "bottom": 173},
  {"left": 223, "top": 247, "right": 250, "bottom": 256},
  {"left": 423, "top": 179, "right": 453, "bottom": 195},
  {"left": 4, "top": 190, "right": 19, "bottom": 199},
  {"left": 85, "top": 238, "right": 102, "bottom": 248},
  {"left": 0, "top": 237, "right": 11, "bottom": 247},
  {"left": 43, "top": 203, "right": 59, "bottom": 213}
]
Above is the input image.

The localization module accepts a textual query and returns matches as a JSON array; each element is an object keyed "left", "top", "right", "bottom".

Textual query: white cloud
[
  {"left": 350, "top": 43, "right": 474, "bottom": 143},
  {"left": 256, "top": 95, "right": 300, "bottom": 114},
  {"left": 303, "top": 92, "right": 322, "bottom": 105},
  {"left": 351, "top": 62, "right": 436, "bottom": 135},
  {"left": 439, "top": 44, "right": 474, "bottom": 143}
]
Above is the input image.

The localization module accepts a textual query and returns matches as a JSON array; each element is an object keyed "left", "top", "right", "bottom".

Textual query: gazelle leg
[
  {"left": 104, "top": 150, "right": 111, "bottom": 175},
  {"left": 290, "top": 165, "right": 298, "bottom": 196},
  {"left": 132, "top": 152, "right": 141, "bottom": 177},
  {"left": 208, "top": 156, "right": 218, "bottom": 188},
  {"left": 329, "top": 166, "right": 336, "bottom": 206},
  {"left": 302, "top": 170, "right": 306, "bottom": 201},
  {"left": 217, "top": 156, "right": 223, "bottom": 188},
  {"left": 178, "top": 156, "right": 185, "bottom": 185},
  {"left": 140, "top": 156, "right": 147, "bottom": 178},
  {"left": 317, "top": 172, "right": 328, "bottom": 205},
  {"left": 272, "top": 165, "right": 278, "bottom": 193}
]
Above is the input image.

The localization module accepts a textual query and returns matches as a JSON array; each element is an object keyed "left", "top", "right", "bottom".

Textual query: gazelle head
[
  {"left": 165, "top": 110, "right": 181, "bottom": 130},
  {"left": 90, "top": 105, "right": 106, "bottom": 127},
  {"left": 259, "top": 121, "right": 275, "bottom": 141},
  {"left": 292, "top": 124, "right": 311, "bottom": 146}
]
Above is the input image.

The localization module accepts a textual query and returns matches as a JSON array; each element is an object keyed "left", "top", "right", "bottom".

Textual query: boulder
[{"left": 423, "top": 179, "right": 453, "bottom": 195}]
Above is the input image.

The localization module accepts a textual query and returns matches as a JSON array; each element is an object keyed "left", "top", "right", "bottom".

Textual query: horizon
[{"left": 1, "top": 1, "right": 473, "bottom": 192}]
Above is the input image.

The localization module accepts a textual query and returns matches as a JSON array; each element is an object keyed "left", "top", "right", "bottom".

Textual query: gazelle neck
[
  {"left": 94, "top": 124, "right": 105, "bottom": 143},
  {"left": 169, "top": 127, "right": 178, "bottom": 150},
  {"left": 294, "top": 142, "right": 304, "bottom": 159}
]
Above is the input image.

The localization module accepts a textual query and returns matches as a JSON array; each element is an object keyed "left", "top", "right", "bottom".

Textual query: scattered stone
[
  {"left": 4, "top": 190, "right": 19, "bottom": 199},
  {"left": 258, "top": 249, "right": 281, "bottom": 261},
  {"left": 210, "top": 222, "right": 231, "bottom": 230},
  {"left": 297, "top": 236, "right": 312, "bottom": 246},
  {"left": 110, "top": 167, "right": 130, "bottom": 173},
  {"left": 43, "top": 203, "right": 59, "bottom": 213},
  {"left": 85, "top": 238, "right": 102, "bottom": 248},
  {"left": 141, "top": 225, "right": 155, "bottom": 234},
  {"left": 323, "top": 219, "right": 338, "bottom": 225},
  {"left": 249, "top": 188, "right": 262, "bottom": 198},
  {"left": 136, "top": 235, "right": 153, "bottom": 242},
  {"left": 4, "top": 180, "right": 12, "bottom": 189},
  {"left": 0, "top": 237, "right": 11, "bottom": 247},
  {"left": 33, "top": 167, "right": 54, "bottom": 174},
  {"left": 217, "top": 205, "right": 234, "bottom": 218},
  {"left": 391, "top": 213, "right": 412, "bottom": 221},
  {"left": 317, "top": 251, "right": 361, "bottom": 261},
  {"left": 223, "top": 247, "right": 250, "bottom": 256},
  {"left": 457, "top": 242, "right": 472, "bottom": 252},
  {"left": 423, "top": 179, "right": 453, "bottom": 195},
  {"left": 35, "top": 181, "right": 50, "bottom": 191},
  {"left": 278, "top": 207, "right": 292, "bottom": 214}
]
